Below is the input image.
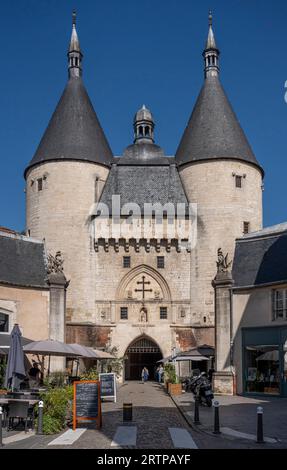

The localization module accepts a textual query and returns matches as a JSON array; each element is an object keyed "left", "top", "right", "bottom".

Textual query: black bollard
[
  {"left": 194, "top": 396, "right": 201, "bottom": 425},
  {"left": 213, "top": 400, "right": 221, "bottom": 434},
  {"left": 37, "top": 400, "right": 44, "bottom": 435},
  {"left": 123, "top": 403, "right": 133, "bottom": 422},
  {"left": 256, "top": 406, "right": 265, "bottom": 444},
  {"left": 0, "top": 406, "right": 3, "bottom": 447}
]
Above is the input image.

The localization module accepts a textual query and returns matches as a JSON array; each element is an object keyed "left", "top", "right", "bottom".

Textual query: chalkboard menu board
[
  {"left": 73, "top": 381, "right": 102, "bottom": 430},
  {"left": 99, "top": 373, "right": 117, "bottom": 402}
]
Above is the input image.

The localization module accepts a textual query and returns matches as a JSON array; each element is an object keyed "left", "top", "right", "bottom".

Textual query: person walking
[
  {"left": 158, "top": 364, "right": 164, "bottom": 383},
  {"left": 141, "top": 366, "right": 149, "bottom": 383}
]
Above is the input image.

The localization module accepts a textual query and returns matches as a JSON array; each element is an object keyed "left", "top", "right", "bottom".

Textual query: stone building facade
[
  {"left": 23, "top": 13, "right": 264, "bottom": 379},
  {"left": 0, "top": 229, "right": 67, "bottom": 354}
]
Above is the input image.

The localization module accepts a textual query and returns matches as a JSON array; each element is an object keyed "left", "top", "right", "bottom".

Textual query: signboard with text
[
  {"left": 73, "top": 380, "right": 102, "bottom": 430},
  {"left": 99, "top": 373, "right": 117, "bottom": 403}
]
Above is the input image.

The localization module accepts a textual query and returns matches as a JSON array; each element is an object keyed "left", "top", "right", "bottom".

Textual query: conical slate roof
[
  {"left": 25, "top": 76, "right": 113, "bottom": 176},
  {"left": 175, "top": 75, "right": 263, "bottom": 173}
]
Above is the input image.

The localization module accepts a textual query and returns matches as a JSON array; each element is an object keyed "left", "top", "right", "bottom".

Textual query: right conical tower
[{"left": 176, "top": 13, "right": 264, "bottom": 328}]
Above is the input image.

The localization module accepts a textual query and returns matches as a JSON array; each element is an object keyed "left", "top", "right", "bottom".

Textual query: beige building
[{"left": 0, "top": 228, "right": 68, "bottom": 356}]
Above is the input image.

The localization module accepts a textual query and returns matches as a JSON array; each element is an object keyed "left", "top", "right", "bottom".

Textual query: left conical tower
[{"left": 25, "top": 13, "right": 113, "bottom": 323}]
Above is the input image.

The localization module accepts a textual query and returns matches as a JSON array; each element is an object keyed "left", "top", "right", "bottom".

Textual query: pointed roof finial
[
  {"left": 72, "top": 10, "right": 76, "bottom": 26},
  {"left": 203, "top": 11, "right": 220, "bottom": 78},
  {"left": 209, "top": 10, "right": 212, "bottom": 27},
  {"left": 206, "top": 10, "right": 217, "bottom": 50},
  {"left": 68, "top": 11, "right": 83, "bottom": 78}
]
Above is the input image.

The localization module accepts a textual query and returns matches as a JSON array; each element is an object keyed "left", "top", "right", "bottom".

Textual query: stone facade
[
  {"left": 179, "top": 160, "right": 263, "bottom": 324},
  {"left": 26, "top": 160, "right": 109, "bottom": 321},
  {"left": 25, "top": 157, "right": 262, "bottom": 367}
]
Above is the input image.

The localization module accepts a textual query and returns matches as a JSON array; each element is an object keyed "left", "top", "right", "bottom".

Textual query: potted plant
[{"left": 164, "top": 363, "right": 182, "bottom": 396}]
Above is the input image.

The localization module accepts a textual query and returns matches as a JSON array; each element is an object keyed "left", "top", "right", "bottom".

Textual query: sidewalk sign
[
  {"left": 73, "top": 380, "right": 102, "bottom": 430},
  {"left": 99, "top": 373, "right": 117, "bottom": 403}
]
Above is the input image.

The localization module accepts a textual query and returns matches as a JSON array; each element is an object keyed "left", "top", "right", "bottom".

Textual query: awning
[{"left": 174, "top": 355, "right": 209, "bottom": 362}]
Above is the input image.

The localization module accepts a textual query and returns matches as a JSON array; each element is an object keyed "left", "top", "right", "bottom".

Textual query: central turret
[{"left": 133, "top": 105, "right": 155, "bottom": 144}]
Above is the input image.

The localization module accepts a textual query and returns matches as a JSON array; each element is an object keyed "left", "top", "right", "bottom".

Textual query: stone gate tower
[
  {"left": 24, "top": 13, "right": 113, "bottom": 320},
  {"left": 176, "top": 13, "right": 264, "bottom": 326}
]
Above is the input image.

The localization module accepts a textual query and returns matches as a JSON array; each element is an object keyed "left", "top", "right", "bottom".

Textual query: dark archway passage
[{"left": 125, "top": 337, "right": 162, "bottom": 380}]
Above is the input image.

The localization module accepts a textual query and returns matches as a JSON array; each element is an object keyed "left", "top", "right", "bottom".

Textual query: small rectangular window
[
  {"left": 160, "top": 307, "right": 168, "bottom": 320},
  {"left": 272, "top": 289, "right": 287, "bottom": 320},
  {"left": 243, "top": 222, "right": 250, "bottom": 234},
  {"left": 157, "top": 256, "right": 165, "bottom": 269},
  {"left": 235, "top": 175, "right": 242, "bottom": 188},
  {"left": 37, "top": 178, "right": 43, "bottom": 191},
  {"left": 123, "top": 256, "right": 131, "bottom": 268},
  {"left": 120, "top": 307, "right": 128, "bottom": 320},
  {"left": 0, "top": 312, "right": 9, "bottom": 332}
]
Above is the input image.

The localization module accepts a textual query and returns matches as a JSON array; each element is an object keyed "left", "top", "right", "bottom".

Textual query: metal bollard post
[
  {"left": 256, "top": 406, "right": 265, "bottom": 444},
  {"left": 0, "top": 406, "right": 3, "bottom": 447},
  {"left": 194, "top": 396, "right": 201, "bottom": 425},
  {"left": 37, "top": 401, "right": 44, "bottom": 435},
  {"left": 213, "top": 400, "right": 221, "bottom": 434},
  {"left": 123, "top": 403, "right": 133, "bottom": 422}
]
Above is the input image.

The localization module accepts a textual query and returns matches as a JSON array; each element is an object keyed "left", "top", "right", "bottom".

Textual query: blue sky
[{"left": 0, "top": 0, "right": 286, "bottom": 231}]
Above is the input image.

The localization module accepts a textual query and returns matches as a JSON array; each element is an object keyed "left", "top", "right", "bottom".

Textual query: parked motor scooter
[
  {"left": 194, "top": 372, "right": 214, "bottom": 407},
  {"left": 182, "top": 371, "right": 201, "bottom": 392}
]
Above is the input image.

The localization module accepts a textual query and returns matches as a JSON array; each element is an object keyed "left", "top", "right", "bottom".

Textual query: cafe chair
[{"left": 7, "top": 402, "right": 31, "bottom": 433}]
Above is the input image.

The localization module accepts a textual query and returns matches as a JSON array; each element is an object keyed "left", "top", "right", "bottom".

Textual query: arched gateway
[{"left": 125, "top": 336, "right": 162, "bottom": 380}]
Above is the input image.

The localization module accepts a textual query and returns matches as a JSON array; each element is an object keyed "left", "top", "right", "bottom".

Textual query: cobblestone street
[
  {"left": 3, "top": 382, "right": 199, "bottom": 449},
  {"left": 3, "top": 382, "right": 286, "bottom": 450}
]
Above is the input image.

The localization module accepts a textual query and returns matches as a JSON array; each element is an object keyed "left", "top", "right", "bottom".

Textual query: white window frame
[{"left": 272, "top": 289, "right": 287, "bottom": 321}]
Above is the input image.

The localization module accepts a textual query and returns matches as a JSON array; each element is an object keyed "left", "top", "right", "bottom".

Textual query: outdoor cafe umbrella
[
  {"left": 67, "top": 344, "right": 114, "bottom": 375},
  {"left": 23, "top": 339, "right": 81, "bottom": 376},
  {"left": 4, "top": 324, "right": 26, "bottom": 391}
]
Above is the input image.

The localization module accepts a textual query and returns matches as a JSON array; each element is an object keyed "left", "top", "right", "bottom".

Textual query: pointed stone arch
[
  {"left": 116, "top": 264, "right": 171, "bottom": 301},
  {"left": 124, "top": 334, "right": 163, "bottom": 380}
]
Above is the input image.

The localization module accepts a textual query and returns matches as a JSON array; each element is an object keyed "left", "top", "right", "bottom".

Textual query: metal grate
[{"left": 127, "top": 338, "right": 160, "bottom": 353}]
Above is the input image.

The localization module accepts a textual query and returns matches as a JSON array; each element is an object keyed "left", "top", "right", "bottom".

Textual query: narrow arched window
[{"left": 145, "top": 126, "right": 150, "bottom": 136}]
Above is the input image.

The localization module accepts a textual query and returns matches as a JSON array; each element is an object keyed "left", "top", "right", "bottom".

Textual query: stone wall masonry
[
  {"left": 26, "top": 161, "right": 109, "bottom": 319},
  {"left": 180, "top": 160, "right": 263, "bottom": 325}
]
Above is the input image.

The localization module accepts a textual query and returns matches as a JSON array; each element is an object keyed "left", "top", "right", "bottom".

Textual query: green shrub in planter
[
  {"left": 42, "top": 415, "right": 63, "bottom": 435},
  {"left": 36, "top": 386, "right": 73, "bottom": 435},
  {"left": 164, "top": 363, "right": 177, "bottom": 384}
]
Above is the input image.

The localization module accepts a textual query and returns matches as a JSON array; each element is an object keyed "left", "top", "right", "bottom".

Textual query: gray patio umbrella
[
  {"left": 23, "top": 339, "right": 80, "bottom": 356},
  {"left": 67, "top": 344, "right": 114, "bottom": 359},
  {"left": 4, "top": 324, "right": 27, "bottom": 391},
  {"left": 23, "top": 339, "right": 81, "bottom": 376}
]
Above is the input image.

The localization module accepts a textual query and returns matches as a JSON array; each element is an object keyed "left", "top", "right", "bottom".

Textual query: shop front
[{"left": 242, "top": 326, "right": 287, "bottom": 397}]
